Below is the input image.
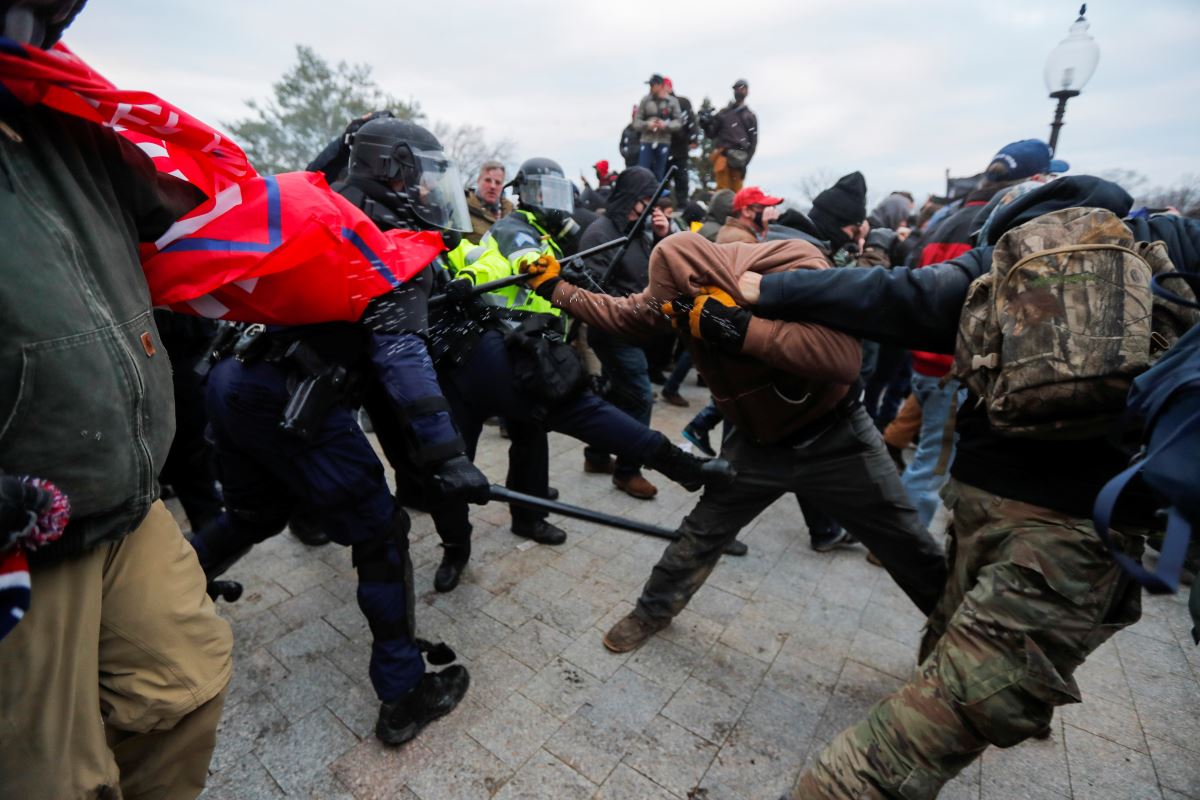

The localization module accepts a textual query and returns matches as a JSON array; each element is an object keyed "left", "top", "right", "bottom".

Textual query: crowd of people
[{"left": 2, "top": 5, "right": 1199, "bottom": 800}]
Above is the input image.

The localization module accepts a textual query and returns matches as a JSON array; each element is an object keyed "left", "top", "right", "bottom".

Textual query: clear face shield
[
  {"left": 399, "top": 148, "right": 472, "bottom": 233},
  {"left": 521, "top": 174, "right": 575, "bottom": 216}
]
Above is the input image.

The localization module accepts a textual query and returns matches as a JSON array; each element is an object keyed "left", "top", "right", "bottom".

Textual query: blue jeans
[
  {"left": 901, "top": 372, "right": 967, "bottom": 529},
  {"left": 638, "top": 143, "right": 671, "bottom": 181},
  {"left": 586, "top": 330, "right": 654, "bottom": 477},
  {"left": 688, "top": 401, "right": 723, "bottom": 433},
  {"left": 663, "top": 349, "right": 693, "bottom": 395}
]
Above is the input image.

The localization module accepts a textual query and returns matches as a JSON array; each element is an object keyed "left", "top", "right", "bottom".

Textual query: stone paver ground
[{"left": 182, "top": 378, "right": 1200, "bottom": 800}]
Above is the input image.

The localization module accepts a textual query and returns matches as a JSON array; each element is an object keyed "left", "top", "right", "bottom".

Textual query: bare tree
[
  {"left": 431, "top": 121, "right": 515, "bottom": 186},
  {"left": 1140, "top": 173, "right": 1200, "bottom": 218},
  {"left": 793, "top": 169, "right": 837, "bottom": 205}
]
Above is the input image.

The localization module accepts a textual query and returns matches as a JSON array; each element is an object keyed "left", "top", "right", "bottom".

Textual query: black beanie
[{"left": 811, "top": 171, "right": 868, "bottom": 229}]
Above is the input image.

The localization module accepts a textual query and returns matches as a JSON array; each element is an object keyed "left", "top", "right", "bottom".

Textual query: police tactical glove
[
  {"left": 444, "top": 277, "right": 476, "bottom": 303},
  {"left": 428, "top": 455, "right": 491, "bottom": 505},
  {"left": 663, "top": 287, "right": 751, "bottom": 354},
  {"left": 522, "top": 254, "right": 562, "bottom": 298}
]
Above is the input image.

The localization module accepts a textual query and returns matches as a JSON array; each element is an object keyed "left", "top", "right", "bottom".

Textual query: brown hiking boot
[
  {"left": 603, "top": 612, "right": 669, "bottom": 653},
  {"left": 661, "top": 391, "right": 690, "bottom": 407},
  {"left": 584, "top": 456, "right": 615, "bottom": 474},
  {"left": 613, "top": 472, "right": 657, "bottom": 499}
]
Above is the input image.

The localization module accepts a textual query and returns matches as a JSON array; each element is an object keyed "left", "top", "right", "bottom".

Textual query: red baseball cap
[
  {"left": 663, "top": 76, "right": 674, "bottom": 92},
  {"left": 733, "top": 186, "right": 783, "bottom": 211}
]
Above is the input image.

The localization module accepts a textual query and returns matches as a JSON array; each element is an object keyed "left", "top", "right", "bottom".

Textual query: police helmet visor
[
  {"left": 521, "top": 174, "right": 574, "bottom": 215},
  {"left": 406, "top": 149, "right": 472, "bottom": 232}
]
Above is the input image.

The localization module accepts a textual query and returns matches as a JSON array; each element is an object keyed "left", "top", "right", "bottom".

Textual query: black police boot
[
  {"left": 545, "top": 486, "right": 560, "bottom": 501},
  {"left": 511, "top": 519, "right": 567, "bottom": 545},
  {"left": 375, "top": 665, "right": 470, "bottom": 746},
  {"left": 288, "top": 514, "right": 330, "bottom": 547},
  {"left": 434, "top": 545, "right": 470, "bottom": 593},
  {"left": 645, "top": 436, "right": 736, "bottom": 492}
]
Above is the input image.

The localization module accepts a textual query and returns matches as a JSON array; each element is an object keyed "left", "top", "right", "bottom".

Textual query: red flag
[{"left": 0, "top": 39, "right": 441, "bottom": 323}]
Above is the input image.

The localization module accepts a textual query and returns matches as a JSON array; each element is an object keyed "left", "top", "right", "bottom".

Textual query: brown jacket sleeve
[{"left": 549, "top": 282, "right": 670, "bottom": 341}]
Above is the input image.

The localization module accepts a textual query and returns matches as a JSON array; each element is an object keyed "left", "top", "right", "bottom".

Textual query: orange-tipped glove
[
  {"left": 522, "top": 253, "right": 562, "bottom": 297},
  {"left": 662, "top": 286, "right": 751, "bottom": 353}
]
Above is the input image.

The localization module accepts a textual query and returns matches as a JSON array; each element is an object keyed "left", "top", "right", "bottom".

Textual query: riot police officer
[
  {"left": 189, "top": 117, "right": 487, "bottom": 746},
  {"left": 422, "top": 156, "right": 725, "bottom": 592}
]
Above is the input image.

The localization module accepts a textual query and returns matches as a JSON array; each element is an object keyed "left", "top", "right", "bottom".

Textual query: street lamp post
[{"left": 1043, "top": 4, "right": 1100, "bottom": 155}]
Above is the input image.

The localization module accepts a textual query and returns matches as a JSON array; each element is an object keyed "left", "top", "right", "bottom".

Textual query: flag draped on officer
[{"left": 0, "top": 39, "right": 443, "bottom": 324}]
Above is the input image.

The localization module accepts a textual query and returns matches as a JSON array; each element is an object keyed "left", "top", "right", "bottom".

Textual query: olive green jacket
[{"left": 0, "top": 104, "right": 200, "bottom": 563}]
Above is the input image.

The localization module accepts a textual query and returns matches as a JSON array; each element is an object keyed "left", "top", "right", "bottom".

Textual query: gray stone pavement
[{"left": 182, "top": 379, "right": 1200, "bottom": 800}]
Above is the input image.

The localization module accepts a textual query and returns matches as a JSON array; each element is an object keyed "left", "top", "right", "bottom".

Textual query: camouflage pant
[{"left": 790, "top": 479, "right": 1144, "bottom": 799}]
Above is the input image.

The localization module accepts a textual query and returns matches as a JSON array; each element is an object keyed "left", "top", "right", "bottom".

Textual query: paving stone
[
  {"left": 626, "top": 635, "right": 704, "bottom": 690},
  {"left": 460, "top": 646, "right": 537, "bottom": 710},
  {"left": 812, "top": 661, "right": 903, "bottom": 745},
  {"left": 256, "top": 708, "right": 358, "bottom": 795},
  {"left": 686, "top": 584, "right": 747, "bottom": 626},
  {"left": 202, "top": 752, "right": 286, "bottom": 800},
  {"left": 544, "top": 709, "right": 635, "bottom": 785},
  {"left": 717, "top": 607, "right": 788, "bottom": 663},
  {"left": 655, "top": 607, "right": 724, "bottom": 655},
  {"left": 425, "top": 580, "right": 497, "bottom": 622},
  {"left": 1132, "top": 691, "right": 1200, "bottom": 755},
  {"left": 623, "top": 715, "right": 720, "bottom": 799},
  {"left": 221, "top": 579, "right": 292, "bottom": 622},
  {"left": 268, "top": 618, "right": 351, "bottom": 664},
  {"left": 594, "top": 600, "right": 637, "bottom": 633},
  {"left": 324, "top": 635, "right": 372, "bottom": 685},
  {"left": 1073, "top": 639, "right": 1136, "bottom": 709},
  {"left": 979, "top": 720, "right": 1072, "bottom": 799},
  {"left": 762, "top": 642, "right": 842, "bottom": 708},
  {"left": 1061, "top": 692, "right": 1149, "bottom": 753},
  {"left": 292, "top": 774, "right": 356, "bottom": 800},
  {"left": 690, "top": 642, "right": 771, "bottom": 701},
  {"left": 325, "top": 679, "right": 380, "bottom": 739},
  {"left": 404, "top": 734, "right": 510, "bottom": 800},
  {"left": 498, "top": 618, "right": 573, "bottom": 671},
  {"left": 265, "top": 655, "right": 357, "bottom": 722},
  {"left": 549, "top": 545, "right": 605, "bottom": 579},
  {"left": 491, "top": 751, "right": 596, "bottom": 800},
  {"left": 1064, "top": 725, "right": 1162, "bottom": 800},
  {"left": 534, "top": 591, "right": 609, "bottom": 637},
  {"left": 229, "top": 608, "right": 293, "bottom": 657},
  {"left": 329, "top": 738, "right": 431, "bottom": 800},
  {"left": 584, "top": 667, "right": 675, "bottom": 732},
  {"left": 847, "top": 627, "right": 918, "bottom": 681},
  {"left": 560, "top": 627, "right": 631, "bottom": 680},
  {"left": 660, "top": 676, "right": 748, "bottom": 745},
  {"left": 323, "top": 599, "right": 370, "bottom": 642},
  {"left": 467, "top": 692, "right": 564, "bottom": 767},
  {"left": 441, "top": 610, "right": 513, "bottom": 661},
  {"left": 225, "top": 645, "right": 290, "bottom": 709},
  {"left": 1146, "top": 736, "right": 1200, "bottom": 798},
  {"left": 738, "top": 684, "right": 825, "bottom": 755},
  {"left": 273, "top": 585, "right": 343, "bottom": 629},
  {"left": 938, "top": 758, "right": 982, "bottom": 800},
  {"left": 209, "top": 691, "right": 289, "bottom": 773},
  {"left": 482, "top": 588, "right": 546, "bottom": 629},
  {"left": 520, "top": 656, "right": 602, "bottom": 720},
  {"left": 592, "top": 762, "right": 681, "bottom": 800},
  {"left": 699, "top": 725, "right": 805, "bottom": 800},
  {"left": 274, "top": 558, "right": 338, "bottom": 596},
  {"left": 517, "top": 565, "right": 579, "bottom": 601}
]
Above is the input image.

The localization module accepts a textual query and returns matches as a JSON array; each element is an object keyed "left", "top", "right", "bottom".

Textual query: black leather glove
[
  {"left": 444, "top": 277, "right": 476, "bottom": 303},
  {"left": 428, "top": 455, "right": 491, "bottom": 505},
  {"left": 663, "top": 287, "right": 752, "bottom": 354},
  {"left": 0, "top": 475, "right": 51, "bottom": 551}
]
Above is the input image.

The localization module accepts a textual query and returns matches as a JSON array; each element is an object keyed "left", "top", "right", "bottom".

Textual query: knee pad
[{"left": 351, "top": 508, "right": 412, "bottom": 583}]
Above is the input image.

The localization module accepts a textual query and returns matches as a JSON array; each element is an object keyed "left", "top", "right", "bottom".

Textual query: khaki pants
[
  {"left": 0, "top": 501, "right": 233, "bottom": 800},
  {"left": 711, "top": 151, "right": 745, "bottom": 192},
  {"left": 792, "top": 480, "right": 1143, "bottom": 799}
]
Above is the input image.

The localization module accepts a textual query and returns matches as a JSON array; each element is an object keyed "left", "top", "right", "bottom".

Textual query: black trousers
[{"left": 635, "top": 406, "right": 948, "bottom": 621}]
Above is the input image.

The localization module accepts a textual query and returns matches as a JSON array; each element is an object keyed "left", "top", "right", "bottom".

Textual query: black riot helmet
[
  {"left": 508, "top": 157, "right": 578, "bottom": 240},
  {"left": 1, "top": 0, "right": 86, "bottom": 47},
  {"left": 347, "top": 117, "right": 471, "bottom": 234}
]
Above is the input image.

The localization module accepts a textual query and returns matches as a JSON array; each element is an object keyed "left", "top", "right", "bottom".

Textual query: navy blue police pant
[{"left": 193, "top": 359, "right": 423, "bottom": 702}]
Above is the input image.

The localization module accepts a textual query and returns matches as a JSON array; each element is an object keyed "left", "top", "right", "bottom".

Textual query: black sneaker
[
  {"left": 375, "top": 665, "right": 470, "bottom": 746},
  {"left": 682, "top": 424, "right": 716, "bottom": 458},
  {"left": 811, "top": 527, "right": 857, "bottom": 553},
  {"left": 511, "top": 520, "right": 567, "bottom": 545},
  {"left": 434, "top": 546, "right": 470, "bottom": 593}
]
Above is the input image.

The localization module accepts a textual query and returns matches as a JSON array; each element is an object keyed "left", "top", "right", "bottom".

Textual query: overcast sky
[{"left": 67, "top": 0, "right": 1199, "bottom": 207}]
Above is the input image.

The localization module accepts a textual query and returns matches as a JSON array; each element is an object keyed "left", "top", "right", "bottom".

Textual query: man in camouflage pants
[{"left": 792, "top": 479, "right": 1142, "bottom": 798}]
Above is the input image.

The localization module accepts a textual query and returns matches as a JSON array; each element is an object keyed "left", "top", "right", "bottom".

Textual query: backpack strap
[
  {"left": 1093, "top": 405, "right": 1200, "bottom": 593},
  {"left": 1152, "top": 272, "right": 1200, "bottom": 310}
]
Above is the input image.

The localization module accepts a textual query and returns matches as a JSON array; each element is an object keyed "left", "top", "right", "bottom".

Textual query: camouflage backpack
[{"left": 951, "top": 206, "right": 1190, "bottom": 438}]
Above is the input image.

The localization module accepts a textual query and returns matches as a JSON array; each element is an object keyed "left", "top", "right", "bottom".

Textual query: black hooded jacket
[
  {"left": 754, "top": 176, "right": 1200, "bottom": 523},
  {"left": 580, "top": 168, "right": 663, "bottom": 297}
]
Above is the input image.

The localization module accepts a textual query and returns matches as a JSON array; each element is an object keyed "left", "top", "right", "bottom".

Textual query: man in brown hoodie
[{"left": 522, "top": 233, "right": 947, "bottom": 653}]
